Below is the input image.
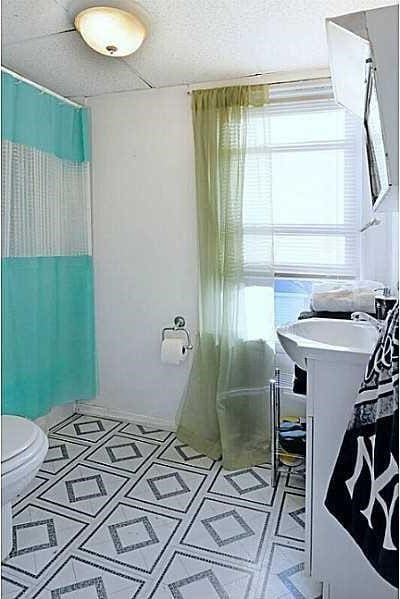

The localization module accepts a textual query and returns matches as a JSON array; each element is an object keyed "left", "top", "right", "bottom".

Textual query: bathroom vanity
[{"left": 277, "top": 319, "right": 396, "bottom": 599}]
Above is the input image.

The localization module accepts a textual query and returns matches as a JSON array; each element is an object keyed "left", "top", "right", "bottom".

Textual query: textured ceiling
[{"left": 2, "top": 0, "right": 398, "bottom": 98}]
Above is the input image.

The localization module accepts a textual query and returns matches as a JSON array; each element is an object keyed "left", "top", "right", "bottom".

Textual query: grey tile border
[
  {"left": 148, "top": 550, "right": 255, "bottom": 599},
  {"left": 261, "top": 541, "right": 299, "bottom": 597},
  {"left": 201, "top": 509, "right": 255, "bottom": 548},
  {"left": 180, "top": 497, "right": 270, "bottom": 565},
  {"left": 119, "top": 423, "right": 173, "bottom": 443},
  {"left": 168, "top": 568, "right": 230, "bottom": 599},
  {"left": 37, "top": 464, "right": 129, "bottom": 518},
  {"left": 109, "top": 516, "right": 159, "bottom": 554},
  {"left": 1, "top": 576, "right": 29, "bottom": 598},
  {"left": 147, "top": 472, "right": 191, "bottom": 501},
  {"left": 47, "top": 433, "right": 93, "bottom": 447},
  {"left": 285, "top": 471, "right": 306, "bottom": 494},
  {"left": 10, "top": 518, "right": 58, "bottom": 558},
  {"left": 83, "top": 434, "right": 159, "bottom": 475},
  {"left": 3, "top": 504, "right": 88, "bottom": 580},
  {"left": 50, "top": 416, "right": 121, "bottom": 444},
  {"left": 175, "top": 444, "right": 207, "bottom": 462},
  {"left": 41, "top": 439, "right": 91, "bottom": 476},
  {"left": 137, "top": 424, "right": 166, "bottom": 436},
  {"left": 275, "top": 491, "right": 306, "bottom": 543},
  {"left": 125, "top": 462, "right": 207, "bottom": 513},
  {"left": 79, "top": 501, "right": 182, "bottom": 574},
  {"left": 13, "top": 474, "right": 49, "bottom": 507},
  {"left": 278, "top": 562, "right": 307, "bottom": 598},
  {"left": 260, "top": 541, "right": 322, "bottom": 599},
  {"left": 73, "top": 419, "right": 106, "bottom": 436},
  {"left": 31, "top": 555, "right": 145, "bottom": 599},
  {"left": 207, "top": 464, "right": 279, "bottom": 508},
  {"left": 65, "top": 474, "right": 108, "bottom": 503},
  {"left": 50, "top": 576, "right": 107, "bottom": 599},
  {"left": 224, "top": 469, "right": 268, "bottom": 496},
  {"left": 49, "top": 413, "right": 81, "bottom": 433},
  {"left": 44, "top": 443, "right": 69, "bottom": 463},
  {"left": 106, "top": 442, "right": 142, "bottom": 463},
  {"left": 289, "top": 508, "right": 306, "bottom": 529},
  {"left": 157, "top": 436, "right": 216, "bottom": 471}
]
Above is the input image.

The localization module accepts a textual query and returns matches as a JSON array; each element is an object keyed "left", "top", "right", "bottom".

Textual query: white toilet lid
[{"left": 1, "top": 415, "right": 42, "bottom": 463}]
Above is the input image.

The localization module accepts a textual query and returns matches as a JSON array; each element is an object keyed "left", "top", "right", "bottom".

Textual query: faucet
[{"left": 351, "top": 311, "right": 384, "bottom": 332}]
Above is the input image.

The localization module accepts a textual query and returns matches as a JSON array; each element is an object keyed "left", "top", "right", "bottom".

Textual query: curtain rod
[
  {"left": 186, "top": 70, "right": 331, "bottom": 94},
  {"left": 1, "top": 67, "right": 84, "bottom": 109}
]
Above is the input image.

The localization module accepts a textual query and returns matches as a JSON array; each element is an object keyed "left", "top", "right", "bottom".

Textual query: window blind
[{"left": 243, "top": 79, "right": 362, "bottom": 281}]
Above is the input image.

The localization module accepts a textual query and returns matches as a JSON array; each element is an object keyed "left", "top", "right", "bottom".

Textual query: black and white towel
[{"left": 325, "top": 303, "right": 399, "bottom": 588}]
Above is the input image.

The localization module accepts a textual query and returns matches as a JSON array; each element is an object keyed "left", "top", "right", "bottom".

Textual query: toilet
[{"left": 1, "top": 415, "right": 48, "bottom": 560}]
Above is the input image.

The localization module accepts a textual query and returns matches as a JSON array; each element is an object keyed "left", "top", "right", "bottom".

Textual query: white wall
[
  {"left": 361, "top": 210, "right": 399, "bottom": 288},
  {"left": 79, "top": 86, "right": 198, "bottom": 429},
  {"left": 360, "top": 146, "right": 399, "bottom": 290},
  {"left": 78, "top": 79, "right": 398, "bottom": 430}
]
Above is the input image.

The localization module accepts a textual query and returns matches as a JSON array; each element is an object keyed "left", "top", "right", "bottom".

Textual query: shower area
[{"left": 1, "top": 69, "right": 97, "bottom": 427}]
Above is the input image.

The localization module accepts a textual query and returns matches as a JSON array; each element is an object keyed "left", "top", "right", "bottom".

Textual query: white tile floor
[{"left": 1, "top": 413, "right": 323, "bottom": 599}]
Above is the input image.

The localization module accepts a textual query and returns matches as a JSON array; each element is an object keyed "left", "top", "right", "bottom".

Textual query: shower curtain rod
[{"left": 1, "top": 67, "right": 83, "bottom": 109}]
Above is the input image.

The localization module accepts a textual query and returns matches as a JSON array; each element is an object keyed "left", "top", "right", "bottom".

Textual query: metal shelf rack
[{"left": 269, "top": 368, "right": 306, "bottom": 487}]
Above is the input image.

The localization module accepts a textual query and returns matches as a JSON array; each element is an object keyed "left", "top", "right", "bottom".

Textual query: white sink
[{"left": 277, "top": 318, "right": 379, "bottom": 370}]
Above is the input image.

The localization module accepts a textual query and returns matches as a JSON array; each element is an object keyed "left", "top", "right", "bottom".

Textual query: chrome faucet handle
[
  {"left": 374, "top": 287, "right": 391, "bottom": 296},
  {"left": 351, "top": 311, "right": 384, "bottom": 332},
  {"left": 351, "top": 311, "right": 368, "bottom": 319}
]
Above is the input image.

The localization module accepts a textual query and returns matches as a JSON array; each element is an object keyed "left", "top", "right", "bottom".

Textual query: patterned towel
[{"left": 325, "top": 303, "right": 399, "bottom": 587}]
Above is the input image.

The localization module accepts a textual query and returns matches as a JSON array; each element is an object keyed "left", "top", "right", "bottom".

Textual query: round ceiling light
[{"left": 75, "top": 6, "right": 146, "bottom": 57}]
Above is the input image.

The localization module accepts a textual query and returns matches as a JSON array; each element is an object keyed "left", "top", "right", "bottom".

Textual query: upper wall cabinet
[{"left": 326, "top": 5, "right": 399, "bottom": 212}]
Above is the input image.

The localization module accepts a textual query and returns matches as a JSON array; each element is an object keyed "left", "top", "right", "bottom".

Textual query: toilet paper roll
[{"left": 161, "top": 338, "right": 187, "bottom": 365}]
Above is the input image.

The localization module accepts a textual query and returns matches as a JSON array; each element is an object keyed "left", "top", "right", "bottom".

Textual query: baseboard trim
[
  {"left": 75, "top": 401, "right": 176, "bottom": 432},
  {"left": 36, "top": 402, "right": 77, "bottom": 435}
]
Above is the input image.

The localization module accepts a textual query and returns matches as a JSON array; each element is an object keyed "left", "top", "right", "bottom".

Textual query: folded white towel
[{"left": 311, "top": 280, "right": 383, "bottom": 313}]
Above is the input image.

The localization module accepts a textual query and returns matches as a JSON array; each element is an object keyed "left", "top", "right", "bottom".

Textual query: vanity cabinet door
[{"left": 305, "top": 414, "right": 313, "bottom": 576}]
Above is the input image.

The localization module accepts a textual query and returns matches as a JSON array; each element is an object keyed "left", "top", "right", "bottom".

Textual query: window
[{"left": 242, "top": 80, "right": 363, "bottom": 334}]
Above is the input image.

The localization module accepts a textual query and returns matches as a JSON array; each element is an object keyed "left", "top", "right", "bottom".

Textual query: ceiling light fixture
[{"left": 74, "top": 5, "right": 146, "bottom": 57}]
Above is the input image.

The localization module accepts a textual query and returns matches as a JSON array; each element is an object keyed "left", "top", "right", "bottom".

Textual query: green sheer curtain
[{"left": 176, "top": 85, "right": 274, "bottom": 470}]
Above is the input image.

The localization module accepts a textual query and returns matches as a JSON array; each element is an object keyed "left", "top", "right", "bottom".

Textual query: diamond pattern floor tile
[
  {"left": 125, "top": 462, "right": 207, "bottom": 513},
  {"left": 208, "top": 465, "right": 277, "bottom": 507},
  {"left": 158, "top": 437, "right": 216, "bottom": 471},
  {"left": 3, "top": 504, "right": 87, "bottom": 578},
  {"left": 149, "top": 551, "right": 255, "bottom": 598},
  {"left": 285, "top": 472, "right": 306, "bottom": 494},
  {"left": 275, "top": 492, "right": 306, "bottom": 543},
  {"left": 51, "top": 415, "right": 121, "bottom": 443},
  {"left": 79, "top": 501, "right": 181, "bottom": 573},
  {"left": 40, "top": 438, "right": 89, "bottom": 476},
  {"left": 31, "top": 555, "right": 145, "bottom": 598},
  {"left": 181, "top": 497, "right": 270, "bottom": 565},
  {"left": 13, "top": 475, "right": 49, "bottom": 507},
  {"left": 261, "top": 542, "right": 322, "bottom": 599},
  {"left": 38, "top": 463, "right": 128, "bottom": 517},
  {"left": 83, "top": 434, "right": 159, "bottom": 475},
  {"left": 1, "top": 414, "right": 322, "bottom": 599},
  {"left": 119, "top": 423, "right": 173, "bottom": 443},
  {"left": 1, "top": 576, "right": 28, "bottom": 599}
]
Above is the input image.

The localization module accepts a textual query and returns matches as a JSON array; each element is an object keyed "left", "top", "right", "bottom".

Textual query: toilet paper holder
[{"left": 161, "top": 316, "right": 193, "bottom": 350}]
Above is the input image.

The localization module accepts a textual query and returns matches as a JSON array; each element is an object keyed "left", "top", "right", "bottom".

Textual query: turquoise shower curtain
[{"left": 1, "top": 72, "right": 97, "bottom": 419}]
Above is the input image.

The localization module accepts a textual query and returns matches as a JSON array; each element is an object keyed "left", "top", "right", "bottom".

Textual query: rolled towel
[{"left": 311, "top": 280, "right": 383, "bottom": 313}]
